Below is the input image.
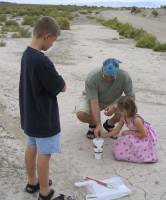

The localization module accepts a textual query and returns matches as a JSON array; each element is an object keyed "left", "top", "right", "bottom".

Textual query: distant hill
[
  {"left": 0, "top": 1, "right": 165, "bottom": 8},
  {"left": 0, "top": 1, "right": 15, "bottom": 4},
  {"left": 91, "top": 1, "right": 166, "bottom": 8}
]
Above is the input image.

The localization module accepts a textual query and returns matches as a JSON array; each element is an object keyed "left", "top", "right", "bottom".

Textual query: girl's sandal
[
  {"left": 25, "top": 179, "right": 52, "bottom": 194},
  {"left": 38, "top": 189, "right": 54, "bottom": 200}
]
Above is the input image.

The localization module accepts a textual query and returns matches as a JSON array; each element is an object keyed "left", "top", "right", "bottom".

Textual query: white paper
[{"left": 75, "top": 176, "right": 131, "bottom": 200}]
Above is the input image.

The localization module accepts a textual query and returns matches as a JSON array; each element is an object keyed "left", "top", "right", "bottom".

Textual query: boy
[{"left": 19, "top": 16, "right": 66, "bottom": 200}]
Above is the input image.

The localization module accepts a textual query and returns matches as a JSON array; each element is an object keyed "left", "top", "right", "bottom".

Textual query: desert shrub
[
  {"left": 87, "top": 16, "right": 96, "bottom": 20},
  {"left": 112, "top": 37, "right": 118, "bottom": 40},
  {"left": 153, "top": 42, "right": 166, "bottom": 52},
  {"left": 102, "top": 18, "right": 144, "bottom": 39},
  {"left": 12, "top": 27, "right": 31, "bottom": 38},
  {"left": 118, "top": 23, "right": 136, "bottom": 38},
  {"left": 19, "top": 27, "right": 31, "bottom": 37},
  {"left": 22, "top": 16, "right": 38, "bottom": 26},
  {"left": 151, "top": 9, "right": 159, "bottom": 17},
  {"left": 0, "top": 4, "right": 76, "bottom": 21},
  {"left": 0, "top": 14, "right": 7, "bottom": 22},
  {"left": 0, "top": 40, "right": 6, "bottom": 47},
  {"left": 102, "top": 18, "right": 120, "bottom": 30},
  {"left": 79, "top": 10, "right": 89, "bottom": 14},
  {"left": 136, "top": 32, "right": 157, "bottom": 48},
  {"left": 160, "top": 5, "right": 166, "bottom": 9},
  {"left": 12, "top": 32, "right": 21, "bottom": 38},
  {"left": 5, "top": 20, "right": 19, "bottom": 26},
  {"left": 131, "top": 6, "right": 142, "bottom": 14},
  {"left": 100, "top": 17, "right": 166, "bottom": 51},
  {"left": 56, "top": 17, "right": 70, "bottom": 30},
  {"left": 133, "top": 28, "right": 146, "bottom": 40},
  {"left": 1, "top": 24, "right": 20, "bottom": 32}
]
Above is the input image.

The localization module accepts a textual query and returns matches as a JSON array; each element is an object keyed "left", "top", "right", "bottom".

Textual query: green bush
[
  {"left": 100, "top": 17, "right": 166, "bottom": 51},
  {"left": 0, "top": 40, "right": 6, "bottom": 47},
  {"left": 12, "top": 32, "right": 21, "bottom": 38},
  {"left": 1, "top": 24, "right": 20, "bottom": 32},
  {"left": 5, "top": 20, "right": 19, "bottom": 26},
  {"left": 12, "top": 27, "right": 31, "bottom": 38},
  {"left": 87, "top": 16, "right": 96, "bottom": 20},
  {"left": 0, "top": 4, "right": 76, "bottom": 21},
  {"left": 118, "top": 23, "right": 136, "bottom": 38},
  {"left": 102, "top": 18, "right": 120, "bottom": 30},
  {"left": 136, "top": 32, "right": 157, "bottom": 48},
  {"left": 151, "top": 9, "right": 159, "bottom": 17},
  {"left": 102, "top": 18, "right": 145, "bottom": 39},
  {"left": 131, "top": 6, "right": 142, "bottom": 14},
  {"left": 161, "top": 5, "right": 166, "bottom": 9},
  {"left": 19, "top": 27, "right": 31, "bottom": 37},
  {"left": 56, "top": 17, "right": 70, "bottom": 30},
  {"left": 79, "top": 10, "right": 89, "bottom": 14},
  {"left": 0, "top": 14, "right": 6, "bottom": 22},
  {"left": 153, "top": 42, "right": 166, "bottom": 52},
  {"left": 22, "top": 16, "right": 38, "bottom": 26}
]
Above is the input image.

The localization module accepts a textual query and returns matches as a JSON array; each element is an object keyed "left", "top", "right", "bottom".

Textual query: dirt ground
[{"left": 0, "top": 14, "right": 166, "bottom": 200}]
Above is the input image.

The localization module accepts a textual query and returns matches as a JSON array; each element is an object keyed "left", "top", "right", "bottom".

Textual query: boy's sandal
[
  {"left": 53, "top": 194, "right": 76, "bottom": 200},
  {"left": 38, "top": 189, "right": 54, "bottom": 200},
  {"left": 103, "top": 120, "right": 117, "bottom": 140},
  {"left": 25, "top": 179, "right": 52, "bottom": 194},
  {"left": 86, "top": 130, "right": 95, "bottom": 139}
]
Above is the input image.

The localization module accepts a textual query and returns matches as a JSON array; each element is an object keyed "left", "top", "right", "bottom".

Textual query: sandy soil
[
  {"left": 0, "top": 15, "right": 166, "bottom": 200},
  {"left": 98, "top": 9, "right": 166, "bottom": 43}
]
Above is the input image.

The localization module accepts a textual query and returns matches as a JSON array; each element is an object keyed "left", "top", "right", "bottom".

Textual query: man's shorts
[
  {"left": 74, "top": 95, "right": 107, "bottom": 114},
  {"left": 74, "top": 95, "right": 90, "bottom": 114},
  {"left": 27, "top": 133, "right": 61, "bottom": 155}
]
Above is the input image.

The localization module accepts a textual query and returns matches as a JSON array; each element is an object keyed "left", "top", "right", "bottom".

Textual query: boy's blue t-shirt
[{"left": 19, "top": 47, "right": 65, "bottom": 138}]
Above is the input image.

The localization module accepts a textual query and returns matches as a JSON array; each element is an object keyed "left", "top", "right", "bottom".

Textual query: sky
[{"left": 0, "top": 0, "right": 165, "bottom": 5}]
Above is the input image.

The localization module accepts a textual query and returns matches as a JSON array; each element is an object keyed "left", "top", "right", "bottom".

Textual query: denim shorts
[{"left": 27, "top": 133, "right": 61, "bottom": 155}]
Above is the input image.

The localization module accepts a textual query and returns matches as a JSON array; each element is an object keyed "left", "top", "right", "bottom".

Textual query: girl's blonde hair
[{"left": 117, "top": 96, "right": 137, "bottom": 117}]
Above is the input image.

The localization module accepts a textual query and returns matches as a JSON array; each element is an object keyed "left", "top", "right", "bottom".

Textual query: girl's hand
[
  {"left": 108, "top": 129, "right": 118, "bottom": 137},
  {"left": 119, "top": 114, "right": 125, "bottom": 123},
  {"left": 121, "top": 130, "right": 132, "bottom": 136}
]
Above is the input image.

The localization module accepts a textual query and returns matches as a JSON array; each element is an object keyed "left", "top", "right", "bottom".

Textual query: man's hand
[
  {"left": 94, "top": 124, "right": 104, "bottom": 137},
  {"left": 104, "top": 105, "right": 116, "bottom": 116},
  {"left": 61, "top": 85, "right": 66, "bottom": 92}
]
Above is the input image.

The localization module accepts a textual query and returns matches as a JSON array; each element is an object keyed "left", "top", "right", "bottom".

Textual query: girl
[{"left": 109, "top": 96, "right": 158, "bottom": 163}]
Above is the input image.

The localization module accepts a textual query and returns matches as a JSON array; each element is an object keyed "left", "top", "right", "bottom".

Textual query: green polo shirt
[{"left": 85, "top": 68, "right": 134, "bottom": 106}]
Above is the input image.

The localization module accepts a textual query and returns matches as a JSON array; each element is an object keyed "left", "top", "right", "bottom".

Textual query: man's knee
[
  {"left": 76, "top": 111, "right": 93, "bottom": 124},
  {"left": 76, "top": 111, "right": 86, "bottom": 121}
]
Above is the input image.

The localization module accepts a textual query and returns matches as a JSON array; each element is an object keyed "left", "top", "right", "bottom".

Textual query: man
[{"left": 76, "top": 58, "right": 135, "bottom": 139}]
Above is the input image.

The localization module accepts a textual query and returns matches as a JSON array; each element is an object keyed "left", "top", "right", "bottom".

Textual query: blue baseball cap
[{"left": 102, "top": 58, "right": 122, "bottom": 77}]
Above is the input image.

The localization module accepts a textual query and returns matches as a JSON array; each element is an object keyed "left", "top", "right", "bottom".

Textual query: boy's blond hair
[{"left": 33, "top": 16, "right": 60, "bottom": 38}]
